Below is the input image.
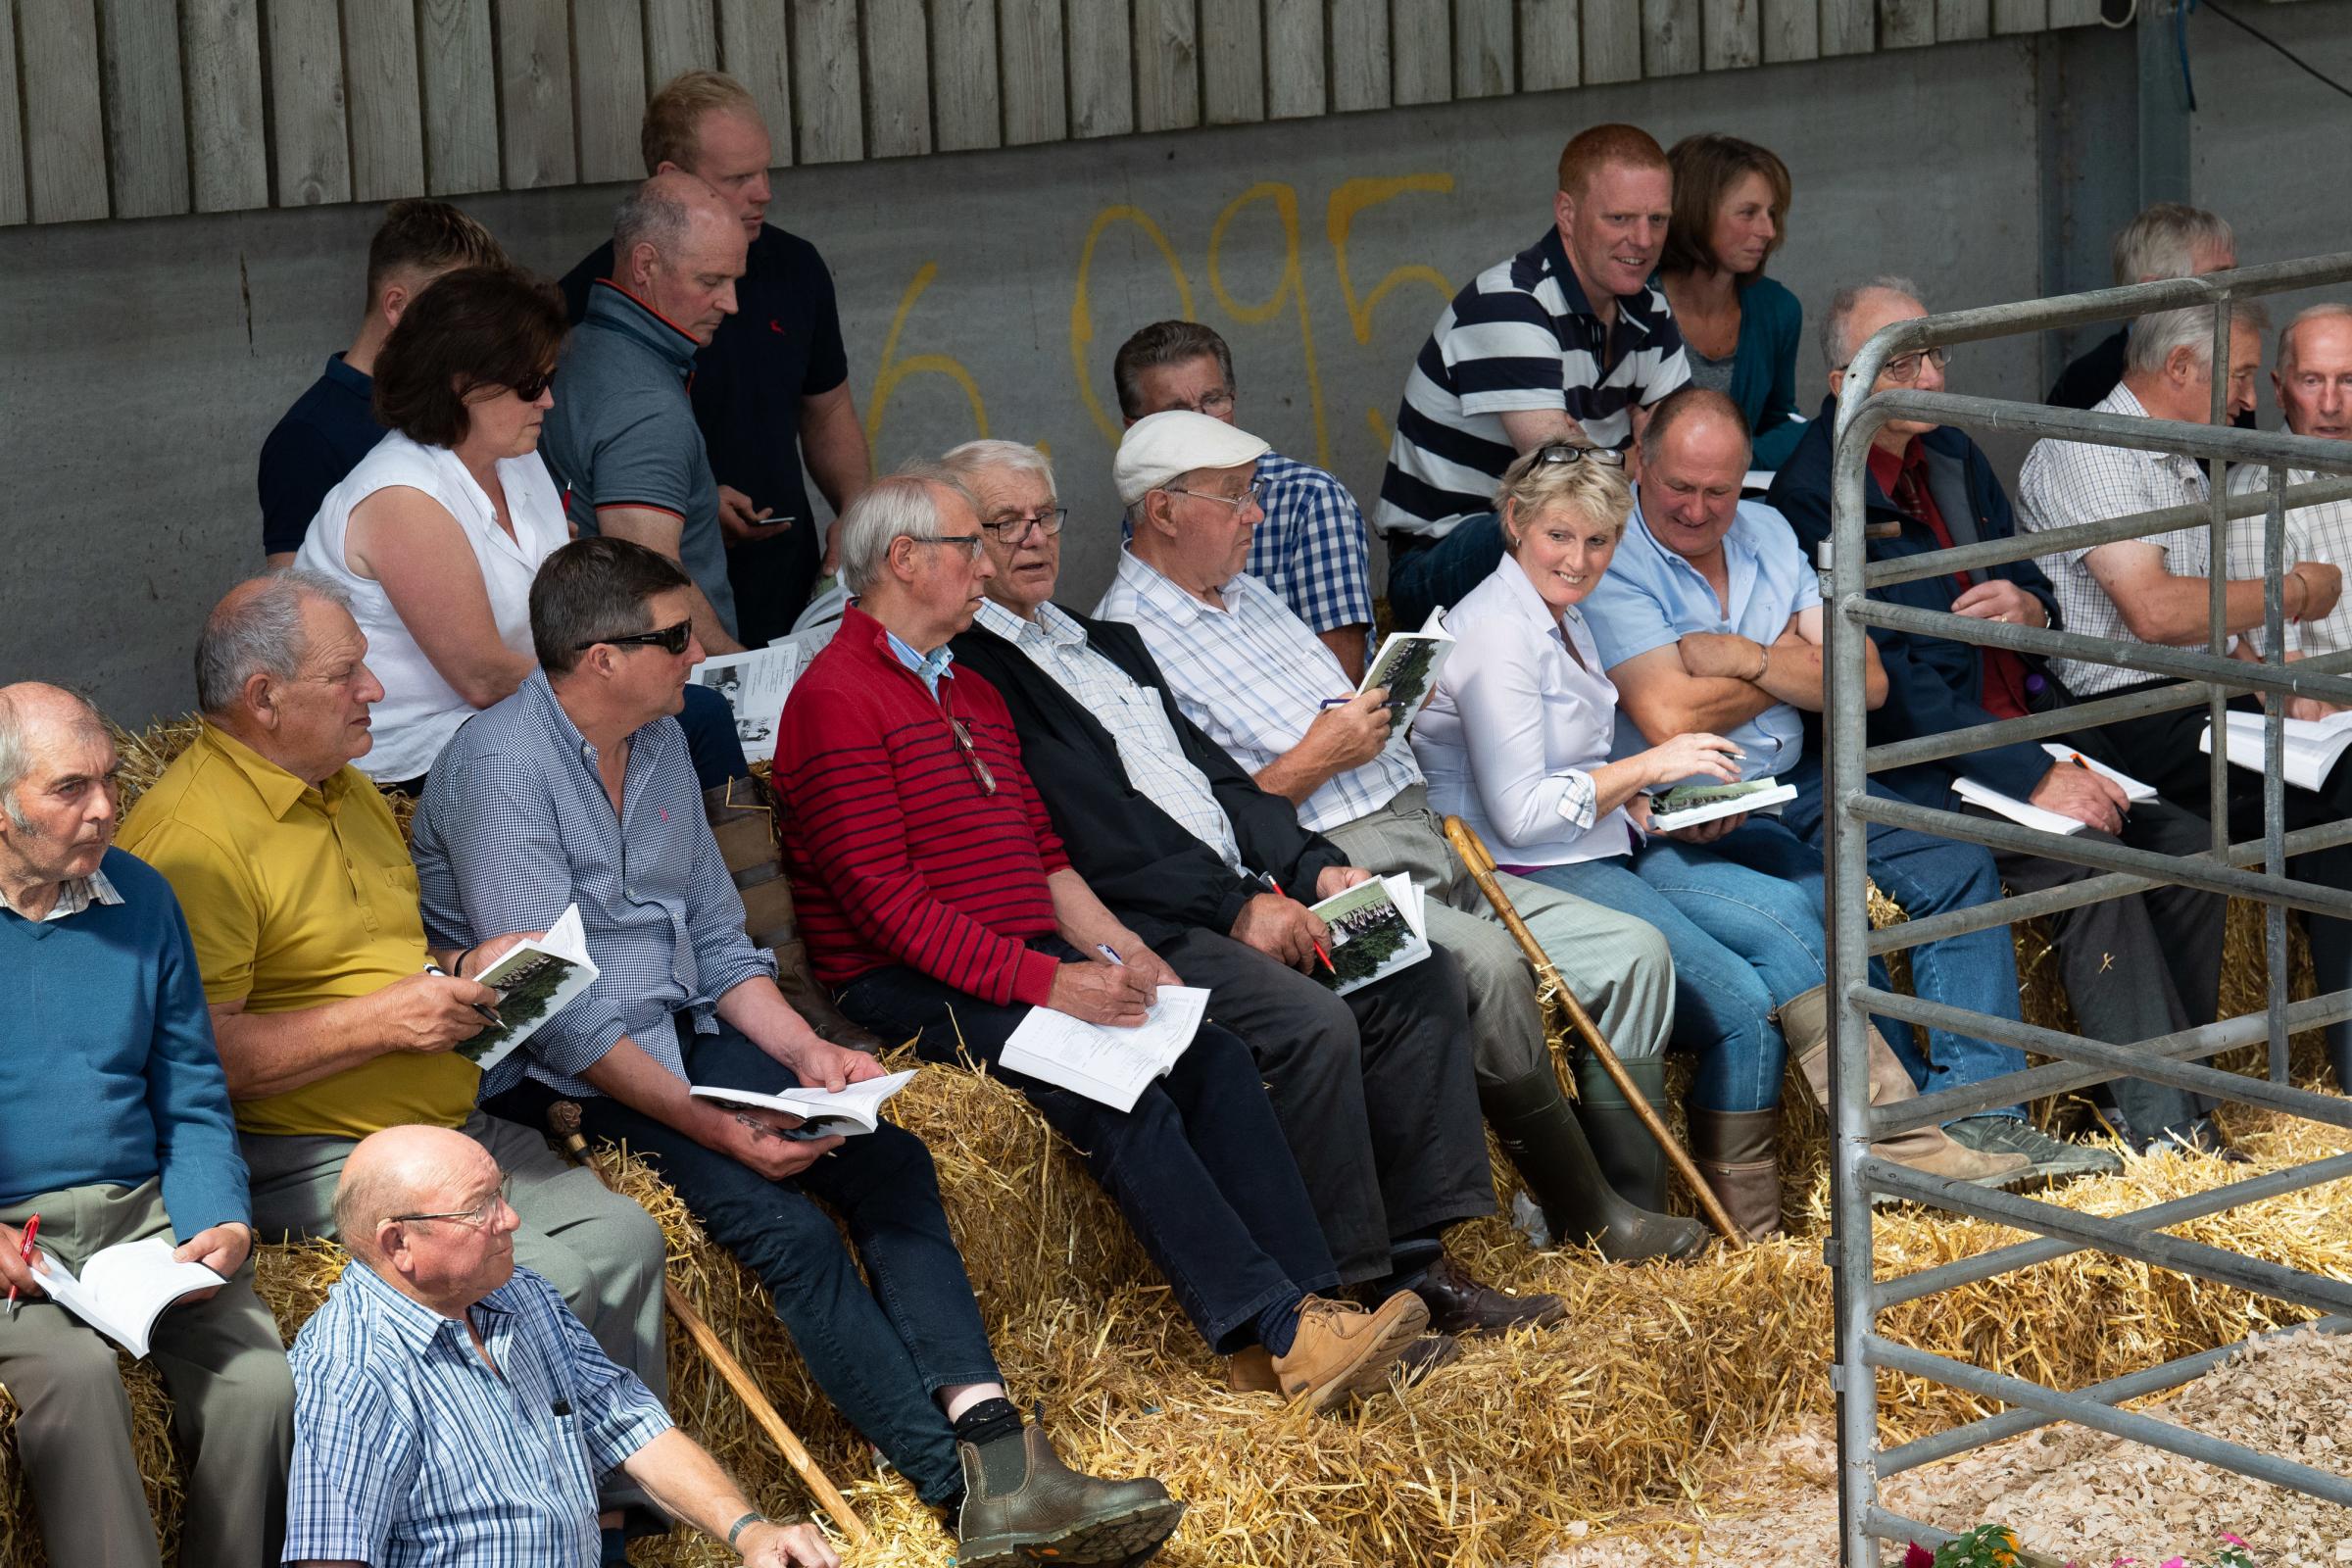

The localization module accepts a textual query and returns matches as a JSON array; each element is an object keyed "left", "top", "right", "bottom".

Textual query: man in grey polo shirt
[{"left": 544, "top": 172, "right": 749, "bottom": 655}]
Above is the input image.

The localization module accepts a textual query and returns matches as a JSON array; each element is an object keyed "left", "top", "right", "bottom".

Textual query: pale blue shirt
[{"left": 1580, "top": 494, "right": 1819, "bottom": 782}]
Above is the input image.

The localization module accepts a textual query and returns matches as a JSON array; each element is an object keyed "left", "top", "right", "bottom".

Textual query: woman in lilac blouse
[{"left": 1413, "top": 446, "right": 1830, "bottom": 1238}]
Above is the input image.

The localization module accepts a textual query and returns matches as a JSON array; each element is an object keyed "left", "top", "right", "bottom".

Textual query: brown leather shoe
[
  {"left": 1269, "top": 1292, "right": 1430, "bottom": 1413},
  {"left": 955, "top": 1425, "right": 1183, "bottom": 1568},
  {"left": 1403, "top": 1252, "right": 1566, "bottom": 1337}
]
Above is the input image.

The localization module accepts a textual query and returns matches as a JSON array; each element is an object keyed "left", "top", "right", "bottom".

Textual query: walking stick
[
  {"left": 1440, "top": 815, "right": 1749, "bottom": 1246},
  {"left": 544, "top": 1102, "right": 876, "bottom": 1549}
]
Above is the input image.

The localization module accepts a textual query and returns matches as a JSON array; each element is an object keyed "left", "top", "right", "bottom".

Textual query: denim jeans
[
  {"left": 1384, "top": 512, "right": 1505, "bottom": 631},
  {"left": 1770, "top": 789, "right": 2031, "bottom": 1120},
  {"left": 494, "top": 1021, "right": 999, "bottom": 1505},
  {"left": 837, "top": 938, "right": 1338, "bottom": 1355},
  {"left": 1521, "top": 837, "right": 1828, "bottom": 1112}
]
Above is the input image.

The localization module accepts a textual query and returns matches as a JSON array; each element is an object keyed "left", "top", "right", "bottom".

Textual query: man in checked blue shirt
[
  {"left": 1113, "top": 320, "right": 1379, "bottom": 681},
  {"left": 286, "top": 1124, "right": 836, "bottom": 1567},
  {"left": 412, "top": 537, "right": 1175, "bottom": 1566}
]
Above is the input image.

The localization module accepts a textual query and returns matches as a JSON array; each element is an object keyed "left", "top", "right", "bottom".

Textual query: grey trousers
[
  {"left": 242, "top": 1109, "right": 670, "bottom": 1409},
  {"left": 1323, "top": 786, "right": 1677, "bottom": 1090},
  {"left": 1160, "top": 926, "right": 1496, "bottom": 1286},
  {"left": 0, "top": 1180, "right": 293, "bottom": 1568}
]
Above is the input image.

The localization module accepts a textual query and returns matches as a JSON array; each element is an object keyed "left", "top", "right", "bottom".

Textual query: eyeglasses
[
  {"left": 1172, "top": 390, "right": 1235, "bottom": 417},
  {"left": 1838, "top": 347, "right": 1951, "bottom": 384},
  {"left": 947, "top": 715, "right": 997, "bottom": 796},
  {"left": 1535, "top": 443, "right": 1627, "bottom": 468},
  {"left": 1163, "top": 480, "right": 1266, "bottom": 511},
  {"left": 573, "top": 618, "right": 694, "bottom": 656},
  {"left": 905, "top": 532, "right": 986, "bottom": 562},
  {"left": 391, "top": 1175, "right": 514, "bottom": 1230},
  {"left": 979, "top": 508, "right": 1068, "bottom": 542}
]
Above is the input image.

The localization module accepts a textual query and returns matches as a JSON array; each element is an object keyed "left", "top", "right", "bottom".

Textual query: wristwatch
[{"left": 726, "top": 1511, "right": 768, "bottom": 1551}]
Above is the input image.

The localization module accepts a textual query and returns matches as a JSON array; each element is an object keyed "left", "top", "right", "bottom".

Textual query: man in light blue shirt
[
  {"left": 1586, "top": 388, "right": 2120, "bottom": 1185},
  {"left": 286, "top": 1124, "right": 835, "bottom": 1568}
]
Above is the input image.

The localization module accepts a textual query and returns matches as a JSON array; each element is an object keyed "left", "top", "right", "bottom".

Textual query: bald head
[
  {"left": 334, "top": 1125, "right": 497, "bottom": 1261},
  {"left": 612, "top": 172, "right": 746, "bottom": 345},
  {"left": 0, "top": 681, "right": 115, "bottom": 850}
]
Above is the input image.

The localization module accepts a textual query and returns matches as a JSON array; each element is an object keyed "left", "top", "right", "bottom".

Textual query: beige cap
[{"left": 1112, "top": 410, "right": 1272, "bottom": 506}]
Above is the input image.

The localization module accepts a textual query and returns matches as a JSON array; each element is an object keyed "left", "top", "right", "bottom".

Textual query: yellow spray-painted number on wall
[
  {"left": 865, "top": 261, "right": 989, "bottom": 467},
  {"left": 1208, "top": 182, "right": 1332, "bottom": 470},
  {"left": 1070, "top": 207, "right": 1196, "bottom": 446}
]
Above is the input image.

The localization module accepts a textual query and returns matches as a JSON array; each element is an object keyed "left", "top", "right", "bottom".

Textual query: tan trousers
[
  {"left": 0, "top": 1180, "right": 292, "bottom": 1568},
  {"left": 1323, "top": 786, "right": 1677, "bottom": 1090}
]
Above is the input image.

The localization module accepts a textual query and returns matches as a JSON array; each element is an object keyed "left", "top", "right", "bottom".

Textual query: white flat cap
[{"left": 1113, "top": 410, "right": 1272, "bottom": 506}]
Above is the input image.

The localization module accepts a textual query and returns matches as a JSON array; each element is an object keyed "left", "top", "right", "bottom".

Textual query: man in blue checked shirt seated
[{"left": 285, "top": 1124, "right": 837, "bottom": 1568}]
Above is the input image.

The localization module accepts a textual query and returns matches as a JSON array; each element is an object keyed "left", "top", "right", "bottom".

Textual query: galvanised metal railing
[{"left": 1822, "top": 253, "right": 2352, "bottom": 1564}]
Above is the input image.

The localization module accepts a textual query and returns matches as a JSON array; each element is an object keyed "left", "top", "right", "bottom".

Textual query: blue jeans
[
  {"left": 838, "top": 938, "right": 1339, "bottom": 1355},
  {"left": 1767, "top": 790, "right": 2031, "bottom": 1121},
  {"left": 1523, "top": 842, "right": 1824, "bottom": 1112},
  {"left": 1384, "top": 512, "right": 1505, "bottom": 631},
  {"left": 496, "top": 1022, "right": 1000, "bottom": 1505}
]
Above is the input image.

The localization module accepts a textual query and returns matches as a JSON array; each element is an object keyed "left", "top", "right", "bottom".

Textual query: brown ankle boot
[
  {"left": 1780, "top": 987, "right": 2029, "bottom": 1187},
  {"left": 1688, "top": 1107, "right": 1784, "bottom": 1240},
  {"left": 704, "top": 781, "right": 886, "bottom": 1054},
  {"left": 1269, "top": 1292, "right": 1430, "bottom": 1412},
  {"left": 954, "top": 1424, "right": 1183, "bottom": 1568}
]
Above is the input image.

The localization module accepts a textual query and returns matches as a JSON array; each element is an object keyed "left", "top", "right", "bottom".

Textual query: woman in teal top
[{"left": 1657, "top": 135, "right": 1806, "bottom": 470}]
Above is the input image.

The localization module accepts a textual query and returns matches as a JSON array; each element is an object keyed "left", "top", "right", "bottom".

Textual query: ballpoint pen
[{"left": 7, "top": 1213, "right": 40, "bottom": 1318}]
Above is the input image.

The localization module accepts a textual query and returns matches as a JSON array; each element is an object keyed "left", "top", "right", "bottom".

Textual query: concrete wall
[{"left": 0, "top": 12, "right": 2334, "bottom": 727}]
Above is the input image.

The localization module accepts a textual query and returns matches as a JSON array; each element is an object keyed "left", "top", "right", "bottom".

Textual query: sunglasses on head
[
  {"left": 574, "top": 618, "right": 694, "bottom": 656},
  {"left": 1535, "top": 442, "right": 1626, "bottom": 468}
]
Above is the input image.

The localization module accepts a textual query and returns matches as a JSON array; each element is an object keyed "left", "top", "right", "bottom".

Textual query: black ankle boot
[{"left": 1481, "top": 1070, "right": 1708, "bottom": 1263}]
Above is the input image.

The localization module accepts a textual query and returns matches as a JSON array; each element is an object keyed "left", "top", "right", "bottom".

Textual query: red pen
[
  {"left": 1311, "top": 941, "right": 1337, "bottom": 975},
  {"left": 7, "top": 1213, "right": 40, "bottom": 1318}
]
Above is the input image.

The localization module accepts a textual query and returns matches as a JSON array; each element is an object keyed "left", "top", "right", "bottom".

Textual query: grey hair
[
  {"left": 612, "top": 178, "right": 691, "bottom": 261},
  {"left": 2113, "top": 203, "right": 2235, "bottom": 286},
  {"left": 939, "top": 439, "right": 1058, "bottom": 498},
  {"left": 2278, "top": 303, "right": 2352, "bottom": 373},
  {"left": 193, "top": 570, "right": 352, "bottom": 716},
  {"left": 1819, "top": 275, "right": 1925, "bottom": 370},
  {"left": 0, "top": 685, "right": 110, "bottom": 831},
  {"left": 2126, "top": 298, "right": 2270, "bottom": 378},
  {"left": 834, "top": 465, "right": 982, "bottom": 596}
]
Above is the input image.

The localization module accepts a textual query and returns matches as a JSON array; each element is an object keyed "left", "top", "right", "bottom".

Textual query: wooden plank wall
[{"left": 0, "top": 0, "right": 2114, "bottom": 227}]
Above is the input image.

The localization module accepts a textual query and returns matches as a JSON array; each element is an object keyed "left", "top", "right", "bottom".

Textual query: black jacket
[
  {"left": 1766, "top": 396, "right": 2062, "bottom": 813},
  {"left": 952, "top": 610, "right": 1348, "bottom": 948}
]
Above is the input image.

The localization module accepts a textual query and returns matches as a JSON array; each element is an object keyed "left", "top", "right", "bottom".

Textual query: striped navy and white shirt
[
  {"left": 285, "top": 1261, "right": 672, "bottom": 1568},
  {"left": 1375, "top": 226, "right": 1690, "bottom": 541},
  {"left": 411, "top": 671, "right": 776, "bottom": 1100}
]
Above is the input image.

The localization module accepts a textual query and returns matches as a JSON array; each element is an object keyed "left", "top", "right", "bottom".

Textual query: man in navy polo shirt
[
  {"left": 256, "top": 200, "right": 507, "bottom": 564},
  {"left": 563, "top": 72, "right": 870, "bottom": 648},
  {"left": 1375, "top": 122, "right": 1690, "bottom": 630}
]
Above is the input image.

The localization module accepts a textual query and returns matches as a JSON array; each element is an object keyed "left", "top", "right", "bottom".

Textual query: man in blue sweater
[{"left": 0, "top": 683, "right": 294, "bottom": 1567}]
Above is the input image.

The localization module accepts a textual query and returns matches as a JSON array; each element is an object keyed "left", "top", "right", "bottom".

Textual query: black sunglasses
[
  {"left": 1536, "top": 442, "right": 1626, "bottom": 468},
  {"left": 510, "top": 367, "right": 557, "bottom": 402},
  {"left": 574, "top": 617, "right": 693, "bottom": 656}
]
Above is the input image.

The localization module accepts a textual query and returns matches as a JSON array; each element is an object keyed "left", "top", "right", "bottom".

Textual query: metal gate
[{"left": 1821, "top": 253, "right": 2352, "bottom": 1562}]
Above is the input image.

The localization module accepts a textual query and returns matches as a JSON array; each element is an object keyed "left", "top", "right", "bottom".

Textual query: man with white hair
[
  {"left": 1770, "top": 282, "right": 2236, "bottom": 1156},
  {"left": 412, "top": 536, "right": 1177, "bottom": 1565},
  {"left": 0, "top": 681, "right": 294, "bottom": 1568},
  {"left": 2226, "top": 304, "right": 2352, "bottom": 677},
  {"left": 775, "top": 467, "right": 1440, "bottom": 1412},
  {"left": 120, "top": 571, "right": 676, "bottom": 1554},
  {"left": 939, "top": 438, "right": 1558, "bottom": 1346},
  {"left": 285, "top": 1124, "right": 839, "bottom": 1568},
  {"left": 2047, "top": 202, "right": 2243, "bottom": 418},
  {"left": 542, "top": 172, "right": 751, "bottom": 655},
  {"left": 1098, "top": 410, "right": 1708, "bottom": 1263}
]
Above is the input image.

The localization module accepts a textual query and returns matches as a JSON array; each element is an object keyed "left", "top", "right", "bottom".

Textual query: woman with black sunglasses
[{"left": 295, "top": 267, "right": 574, "bottom": 792}]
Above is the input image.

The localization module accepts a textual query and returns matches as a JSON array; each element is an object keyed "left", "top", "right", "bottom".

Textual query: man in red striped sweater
[{"left": 777, "top": 468, "right": 1440, "bottom": 1415}]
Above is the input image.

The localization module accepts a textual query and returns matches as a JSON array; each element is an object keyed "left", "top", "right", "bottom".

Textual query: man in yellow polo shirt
[{"left": 121, "top": 572, "right": 673, "bottom": 1557}]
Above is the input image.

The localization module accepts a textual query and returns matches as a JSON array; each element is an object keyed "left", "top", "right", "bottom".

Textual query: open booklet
[
  {"left": 1307, "top": 871, "right": 1432, "bottom": 997},
  {"left": 457, "top": 905, "right": 602, "bottom": 1079},
  {"left": 31, "top": 1236, "right": 224, "bottom": 1358},
  {"left": 2202, "top": 708, "right": 2352, "bottom": 793},
  {"left": 689, "top": 644, "right": 816, "bottom": 765},
  {"left": 1952, "top": 746, "right": 2158, "bottom": 836},
  {"left": 1000, "top": 986, "right": 1211, "bottom": 1112},
  {"left": 690, "top": 1068, "right": 919, "bottom": 1138},
  {"left": 1649, "top": 776, "right": 1797, "bottom": 833},
  {"left": 1357, "top": 608, "right": 1455, "bottom": 738}
]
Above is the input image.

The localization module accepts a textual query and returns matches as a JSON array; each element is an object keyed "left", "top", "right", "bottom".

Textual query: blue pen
[{"left": 1096, "top": 943, "right": 1125, "bottom": 965}]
